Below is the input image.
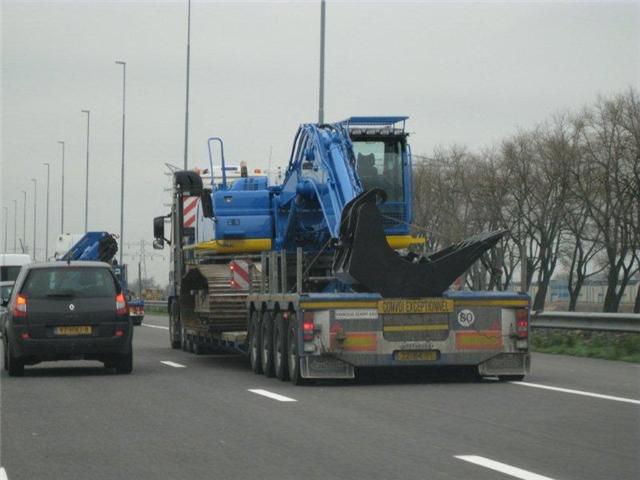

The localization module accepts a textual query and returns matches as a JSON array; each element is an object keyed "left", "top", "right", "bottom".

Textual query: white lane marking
[
  {"left": 248, "top": 389, "right": 297, "bottom": 402},
  {"left": 142, "top": 323, "right": 169, "bottom": 330},
  {"left": 455, "top": 456, "right": 555, "bottom": 480},
  {"left": 160, "top": 361, "right": 186, "bottom": 368},
  {"left": 512, "top": 381, "right": 640, "bottom": 405},
  {"left": 0, "top": 467, "right": 7, "bottom": 480}
]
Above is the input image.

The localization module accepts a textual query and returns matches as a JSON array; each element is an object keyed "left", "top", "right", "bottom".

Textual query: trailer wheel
[
  {"left": 273, "top": 312, "right": 288, "bottom": 381},
  {"left": 287, "top": 314, "right": 306, "bottom": 385},
  {"left": 169, "top": 302, "right": 181, "bottom": 350},
  {"left": 260, "top": 311, "right": 275, "bottom": 377},
  {"left": 249, "top": 310, "right": 263, "bottom": 374}
]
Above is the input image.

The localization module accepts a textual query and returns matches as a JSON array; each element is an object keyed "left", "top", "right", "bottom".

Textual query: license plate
[
  {"left": 379, "top": 298, "right": 454, "bottom": 315},
  {"left": 54, "top": 326, "right": 92, "bottom": 336},
  {"left": 394, "top": 350, "right": 440, "bottom": 361}
]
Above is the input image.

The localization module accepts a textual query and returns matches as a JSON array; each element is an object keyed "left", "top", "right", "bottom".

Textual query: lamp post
[
  {"left": 43, "top": 163, "right": 50, "bottom": 260},
  {"left": 318, "top": 0, "right": 326, "bottom": 124},
  {"left": 2, "top": 206, "right": 7, "bottom": 252},
  {"left": 30, "top": 178, "right": 37, "bottom": 261},
  {"left": 57, "top": 140, "right": 65, "bottom": 233},
  {"left": 115, "top": 60, "right": 126, "bottom": 265},
  {"left": 81, "top": 109, "right": 90, "bottom": 232},
  {"left": 21, "top": 190, "right": 26, "bottom": 254},
  {"left": 12, "top": 199, "right": 17, "bottom": 252},
  {"left": 183, "top": 0, "right": 191, "bottom": 170}
]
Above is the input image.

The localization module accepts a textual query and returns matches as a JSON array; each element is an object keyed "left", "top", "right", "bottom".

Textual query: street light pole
[
  {"left": 318, "top": 0, "right": 326, "bottom": 124},
  {"left": 183, "top": 0, "right": 191, "bottom": 170},
  {"left": 12, "top": 199, "right": 17, "bottom": 252},
  {"left": 82, "top": 109, "right": 91, "bottom": 232},
  {"left": 21, "top": 190, "right": 27, "bottom": 254},
  {"left": 43, "top": 163, "right": 50, "bottom": 260},
  {"left": 31, "top": 178, "right": 37, "bottom": 261},
  {"left": 2, "top": 206, "right": 7, "bottom": 252},
  {"left": 115, "top": 60, "right": 127, "bottom": 265},
  {"left": 57, "top": 140, "right": 65, "bottom": 233}
]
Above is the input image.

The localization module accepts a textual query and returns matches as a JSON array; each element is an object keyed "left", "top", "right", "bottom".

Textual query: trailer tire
[
  {"left": 260, "top": 311, "right": 275, "bottom": 377},
  {"left": 169, "top": 302, "right": 181, "bottom": 350},
  {"left": 287, "top": 314, "right": 306, "bottom": 386},
  {"left": 249, "top": 310, "right": 263, "bottom": 374},
  {"left": 273, "top": 312, "right": 288, "bottom": 381}
]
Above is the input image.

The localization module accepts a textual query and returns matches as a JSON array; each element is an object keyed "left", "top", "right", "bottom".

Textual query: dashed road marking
[
  {"left": 142, "top": 323, "right": 169, "bottom": 330},
  {"left": 160, "top": 361, "right": 186, "bottom": 368},
  {"left": 455, "top": 455, "right": 556, "bottom": 480},
  {"left": 511, "top": 381, "right": 640, "bottom": 405},
  {"left": 248, "top": 389, "right": 297, "bottom": 402},
  {"left": 1, "top": 466, "right": 8, "bottom": 480}
]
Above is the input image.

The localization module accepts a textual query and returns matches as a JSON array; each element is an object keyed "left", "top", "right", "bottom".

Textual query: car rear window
[{"left": 21, "top": 267, "right": 118, "bottom": 299}]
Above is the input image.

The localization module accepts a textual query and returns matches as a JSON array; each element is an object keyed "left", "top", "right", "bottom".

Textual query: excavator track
[{"left": 189, "top": 263, "right": 263, "bottom": 333}]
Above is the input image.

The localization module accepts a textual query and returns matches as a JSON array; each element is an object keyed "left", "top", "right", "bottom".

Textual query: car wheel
[
  {"left": 249, "top": 309, "right": 262, "bottom": 374},
  {"left": 115, "top": 346, "right": 133, "bottom": 374},
  {"left": 498, "top": 374, "right": 525, "bottom": 382},
  {"left": 260, "top": 311, "right": 275, "bottom": 377},
  {"left": 3, "top": 340, "right": 8, "bottom": 372},
  {"left": 273, "top": 312, "right": 288, "bottom": 381},
  {"left": 7, "top": 341, "right": 24, "bottom": 377}
]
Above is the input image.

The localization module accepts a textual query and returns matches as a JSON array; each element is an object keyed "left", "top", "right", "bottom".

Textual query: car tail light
[
  {"left": 516, "top": 309, "right": 529, "bottom": 338},
  {"left": 20, "top": 332, "right": 30, "bottom": 340},
  {"left": 303, "top": 311, "right": 315, "bottom": 341},
  {"left": 13, "top": 294, "right": 27, "bottom": 318},
  {"left": 115, "top": 328, "right": 124, "bottom": 337},
  {"left": 116, "top": 293, "right": 128, "bottom": 316}
]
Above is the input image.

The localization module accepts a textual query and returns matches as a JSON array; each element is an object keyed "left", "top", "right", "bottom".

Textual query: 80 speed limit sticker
[{"left": 457, "top": 309, "right": 475, "bottom": 327}]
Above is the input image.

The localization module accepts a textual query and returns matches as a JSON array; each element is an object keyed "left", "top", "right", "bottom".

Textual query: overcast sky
[{"left": 2, "top": 0, "right": 639, "bottom": 284}]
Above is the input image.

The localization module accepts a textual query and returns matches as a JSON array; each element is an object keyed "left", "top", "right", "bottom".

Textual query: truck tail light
[
  {"left": 116, "top": 293, "right": 128, "bottom": 316},
  {"left": 515, "top": 309, "right": 529, "bottom": 338},
  {"left": 13, "top": 294, "right": 27, "bottom": 318},
  {"left": 302, "top": 312, "right": 315, "bottom": 341}
]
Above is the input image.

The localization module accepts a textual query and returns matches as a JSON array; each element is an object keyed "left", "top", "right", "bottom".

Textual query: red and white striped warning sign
[
  {"left": 230, "top": 260, "right": 251, "bottom": 290},
  {"left": 183, "top": 196, "right": 199, "bottom": 228}
]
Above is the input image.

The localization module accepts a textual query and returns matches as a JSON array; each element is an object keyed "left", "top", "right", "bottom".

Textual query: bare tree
[{"left": 573, "top": 93, "right": 639, "bottom": 312}]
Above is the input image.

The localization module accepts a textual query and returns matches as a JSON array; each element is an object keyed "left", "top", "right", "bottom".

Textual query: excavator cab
[{"left": 350, "top": 124, "right": 409, "bottom": 237}]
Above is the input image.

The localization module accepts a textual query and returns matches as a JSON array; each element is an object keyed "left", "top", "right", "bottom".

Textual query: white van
[{"left": 0, "top": 254, "right": 32, "bottom": 282}]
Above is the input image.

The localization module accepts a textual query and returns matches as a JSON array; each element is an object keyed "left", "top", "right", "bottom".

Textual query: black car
[{"left": 1, "top": 261, "right": 133, "bottom": 376}]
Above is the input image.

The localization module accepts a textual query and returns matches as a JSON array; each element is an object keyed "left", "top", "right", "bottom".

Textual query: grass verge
[{"left": 532, "top": 329, "right": 640, "bottom": 363}]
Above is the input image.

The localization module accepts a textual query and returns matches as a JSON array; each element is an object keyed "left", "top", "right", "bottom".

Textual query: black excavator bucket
[{"left": 333, "top": 189, "right": 508, "bottom": 298}]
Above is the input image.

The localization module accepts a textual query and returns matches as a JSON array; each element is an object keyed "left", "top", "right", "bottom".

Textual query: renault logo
[{"left": 69, "top": 304, "right": 75, "bottom": 311}]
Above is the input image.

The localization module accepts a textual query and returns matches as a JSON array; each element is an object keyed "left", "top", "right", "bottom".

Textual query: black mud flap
[{"left": 333, "top": 189, "right": 507, "bottom": 298}]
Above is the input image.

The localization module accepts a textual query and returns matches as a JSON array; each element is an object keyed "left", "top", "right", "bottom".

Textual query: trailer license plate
[
  {"left": 379, "top": 299, "right": 454, "bottom": 315},
  {"left": 394, "top": 350, "right": 440, "bottom": 361},
  {"left": 54, "top": 326, "right": 92, "bottom": 336}
]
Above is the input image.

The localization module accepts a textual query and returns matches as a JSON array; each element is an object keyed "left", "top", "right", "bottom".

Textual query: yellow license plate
[
  {"left": 378, "top": 298, "right": 454, "bottom": 315},
  {"left": 54, "top": 326, "right": 92, "bottom": 336},
  {"left": 394, "top": 350, "right": 440, "bottom": 361}
]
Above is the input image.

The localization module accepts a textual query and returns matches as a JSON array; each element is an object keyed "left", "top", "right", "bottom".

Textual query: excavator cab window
[{"left": 352, "top": 137, "right": 404, "bottom": 201}]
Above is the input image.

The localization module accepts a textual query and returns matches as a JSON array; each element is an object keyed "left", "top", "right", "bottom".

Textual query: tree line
[{"left": 412, "top": 89, "right": 640, "bottom": 312}]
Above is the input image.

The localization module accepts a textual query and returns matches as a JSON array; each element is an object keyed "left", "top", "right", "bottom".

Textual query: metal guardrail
[
  {"left": 139, "top": 300, "right": 639, "bottom": 332},
  {"left": 532, "top": 311, "right": 640, "bottom": 333}
]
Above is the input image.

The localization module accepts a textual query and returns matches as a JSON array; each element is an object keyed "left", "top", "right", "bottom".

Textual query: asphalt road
[{"left": 1, "top": 314, "right": 638, "bottom": 480}]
